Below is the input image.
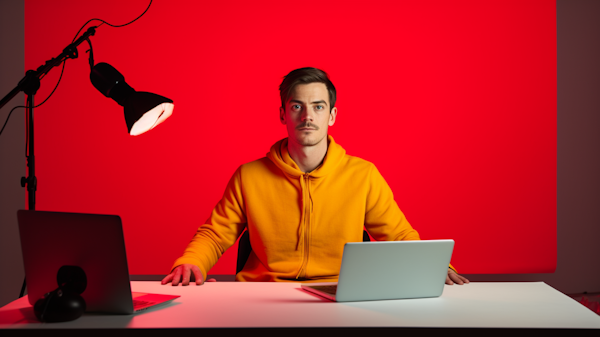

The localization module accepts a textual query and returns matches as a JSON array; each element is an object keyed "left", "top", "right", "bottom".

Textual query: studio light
[
  {"left": 90, "top": 62, "right": 174, "bottom": 136},
  {"left": 0, "top": 0, "right": 166, "bottom": 304}
]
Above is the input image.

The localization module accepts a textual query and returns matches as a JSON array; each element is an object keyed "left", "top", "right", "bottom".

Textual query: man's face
[{"left": 280, "top": 82, "right": 337, "bottom": 147}]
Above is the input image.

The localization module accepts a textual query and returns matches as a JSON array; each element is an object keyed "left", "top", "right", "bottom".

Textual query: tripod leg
[{"left": 19, "top": 278, "right": 26, "bottom": 298}]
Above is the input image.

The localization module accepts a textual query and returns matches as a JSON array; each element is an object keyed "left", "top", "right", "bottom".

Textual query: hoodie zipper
[{"left": 296, "top": 174, "right": 311, "bottom": 279}]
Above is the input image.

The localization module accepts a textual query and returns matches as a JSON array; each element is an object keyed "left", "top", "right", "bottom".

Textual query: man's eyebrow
[{"left": 289, "top": 99, "right": 329, "bottom": 106}]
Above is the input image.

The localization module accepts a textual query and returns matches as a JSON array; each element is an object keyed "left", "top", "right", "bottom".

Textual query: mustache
[{"left": 296, "top": 123, "right": 319, "bottom": 130}]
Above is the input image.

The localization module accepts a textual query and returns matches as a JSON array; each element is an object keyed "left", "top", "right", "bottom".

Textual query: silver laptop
[
  {"left": 17, "top": 210, "right": 179, "bottom": 313},
  {"left": 301, "top": 240, "right": 454, "bottom": 302}
]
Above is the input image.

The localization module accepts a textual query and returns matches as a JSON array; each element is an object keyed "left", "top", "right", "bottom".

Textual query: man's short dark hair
[{"left": 279, "top": 67, "right": 336, "bottom": 111}]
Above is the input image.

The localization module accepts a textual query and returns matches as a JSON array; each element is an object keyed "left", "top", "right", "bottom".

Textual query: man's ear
[
  {"left": 328, "top": 107, "right": 337, "bottom": 127},
  {"left": 279, "top": 107, "right": 286, "bottom": 125}
]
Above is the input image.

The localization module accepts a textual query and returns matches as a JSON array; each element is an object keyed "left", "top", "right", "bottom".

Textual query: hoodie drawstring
[
  {"left": 295, "top": 174, "right": 314, "bottom": 279},
  {"left": 296, "top": 174, "right": 312, "bottom": 250}
]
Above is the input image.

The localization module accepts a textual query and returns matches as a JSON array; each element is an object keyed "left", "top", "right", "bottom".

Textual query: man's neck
[{"left": 287, "top": 137, "right": 328, "bottom": 173}]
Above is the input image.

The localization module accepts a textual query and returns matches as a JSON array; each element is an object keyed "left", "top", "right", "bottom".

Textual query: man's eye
[
  {"left": 292, "top": 105, "right": 301, "bottom": 110},
  {"left": 315, "top": 105, "right": 323, "bottom": 110}
]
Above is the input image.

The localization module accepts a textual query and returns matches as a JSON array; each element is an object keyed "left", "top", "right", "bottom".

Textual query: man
[{"left": 162, "top": 67, "right": 469, "bottom": 286}]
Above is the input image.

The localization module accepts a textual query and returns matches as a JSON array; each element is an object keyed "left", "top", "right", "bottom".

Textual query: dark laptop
[{"left": 17, "top": 210, "right": 179, "bottom": 313}]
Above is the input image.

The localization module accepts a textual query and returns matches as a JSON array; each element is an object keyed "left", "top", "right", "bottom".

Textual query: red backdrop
[{"left": 24, "top": 0, "right": 556, "bottom": 274}]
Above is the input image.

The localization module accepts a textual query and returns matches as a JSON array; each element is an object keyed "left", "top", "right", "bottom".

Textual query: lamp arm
[
  {"left": 0, "top": 86, "right": 22, "bottom": 111},
  {"left": 0, "top": 26, "right": 97, "bottom": 108}
]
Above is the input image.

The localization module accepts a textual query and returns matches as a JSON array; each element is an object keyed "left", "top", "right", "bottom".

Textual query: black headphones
[{"left": 34, "top": 265, "right": 87, "bottom": 323}]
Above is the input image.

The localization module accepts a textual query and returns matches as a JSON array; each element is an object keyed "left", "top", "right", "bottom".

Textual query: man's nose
[{"left": 301, "top": 109, "right": 314, "bottom": 122}]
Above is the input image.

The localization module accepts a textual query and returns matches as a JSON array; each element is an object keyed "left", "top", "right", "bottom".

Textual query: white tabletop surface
[{"left": 1, "top": 281, "right": 600, "bottom": 329}]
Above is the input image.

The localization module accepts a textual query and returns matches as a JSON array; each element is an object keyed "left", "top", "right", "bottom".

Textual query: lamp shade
[{"left": 90, "top": 62, "right": 173, "bottom": 135}]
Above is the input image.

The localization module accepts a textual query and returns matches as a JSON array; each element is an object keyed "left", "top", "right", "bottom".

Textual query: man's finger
[
  {"left": 161, "top": 273, "right": 174, "bottom": 285},
  {"left": 450, "top": 272, "right": 464, "bottom": 285},
  {"left": 171, "top": 267, "right": 182, "bottom": 286},
  {"left": 191, "top": 266, "right": 204, "bottom": 285},
  {"left": 448, "top": 269, "right": 470, "bottom": 285},
  {"left": 445, "top": 275, "right": 454, "bottom": 285},
  {"left": 181, "top": 266, "right": 191, "bottom": 286},
  {"left": 458, "top": 274, "right": 470, "bottom": 284}
]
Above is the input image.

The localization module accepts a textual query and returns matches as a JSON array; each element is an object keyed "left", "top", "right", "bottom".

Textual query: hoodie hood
[{"left": 267, "top": 135, "right": 346, "bottom": 179}]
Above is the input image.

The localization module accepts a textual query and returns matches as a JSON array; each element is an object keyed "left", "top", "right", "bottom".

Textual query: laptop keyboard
[
  {"left": 133, "top": 299, "right": 155, "bottom": 310},
  {"left": 309, "top": 285, "right": 338, "bottom": 296}
]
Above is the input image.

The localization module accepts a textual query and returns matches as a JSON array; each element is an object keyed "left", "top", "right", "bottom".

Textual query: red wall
[{"left": 25, "top": 0, "right": 556, "bottom": 274}]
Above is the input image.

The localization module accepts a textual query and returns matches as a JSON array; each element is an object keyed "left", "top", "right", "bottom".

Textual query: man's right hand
[{"left": 161, "top": 264, "right": 212, "bottom": 286}]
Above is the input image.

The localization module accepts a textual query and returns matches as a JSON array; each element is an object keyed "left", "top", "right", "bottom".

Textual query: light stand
[
  {"left": 0, "top": 27, "right": 98, "bottom": 214},
  {"left": 0, "top": 28, "right": 96, "bottom": 298},
  {"left": 22, "top": 77, "right": 37, "bottom": 212},
  {"left": 0, "top": 26, "right": 173, "bottom": 298}
]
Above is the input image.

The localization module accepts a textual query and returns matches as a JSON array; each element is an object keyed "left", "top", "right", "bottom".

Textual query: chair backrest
[
  {"left": 236, "top": 230, "right": 254, "bottom": 275},
  {"left": 235, "top": 229, "right": 371, "bottom": 274}
]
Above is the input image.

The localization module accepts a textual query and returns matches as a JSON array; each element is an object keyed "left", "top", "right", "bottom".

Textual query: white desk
[{"left": 1, "top": 281, "right": 599, "bottom": 335}]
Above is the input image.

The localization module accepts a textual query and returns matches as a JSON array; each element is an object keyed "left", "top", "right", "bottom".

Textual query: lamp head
[{"left": 90, "top": 62, "right": 173, "bottom": 135}]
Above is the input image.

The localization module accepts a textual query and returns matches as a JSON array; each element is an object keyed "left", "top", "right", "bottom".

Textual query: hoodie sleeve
[
  {"left": 364, "top": 164, "right": 420, "bottom": 242},
  {"left": 171, "top": 166, "right": 247, "bottom": 281},
  {"left": 364, "top": 164, "right": 457, "bottom": 273}
]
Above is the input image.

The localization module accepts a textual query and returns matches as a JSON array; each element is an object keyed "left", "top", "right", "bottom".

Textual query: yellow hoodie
[{"left": 172, "top": 136, "right": 423, "bottom": 282}]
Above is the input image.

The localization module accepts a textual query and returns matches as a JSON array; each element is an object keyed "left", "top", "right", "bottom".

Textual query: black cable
[
  {"left": 100, "top": 0, "right": 152, "bottom": 27},
  {"left": 36, "top": 61, "right": 67, "bottom": 107},
  {"left": 0, "top": 106, "right": 22, "bottom": 138},
  {"left": 85, "top": 38, "right": 94, "bottom": 72},
  {"left": 25, "top": 99, "right": 28, "bottom": 156},
  {"left": 1, "top": 0, "right": 153, "bottom": 139},
  {"left": 0, "top": 62, "right": 66, "bottom": 139},
  {"left": 71, "top": 0, "right": 152, "bottom": 42}
]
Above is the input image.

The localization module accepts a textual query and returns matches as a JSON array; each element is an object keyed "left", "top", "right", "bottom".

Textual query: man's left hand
[{"left": 446, "top": 268, "right": 469, "bottom": 285}]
